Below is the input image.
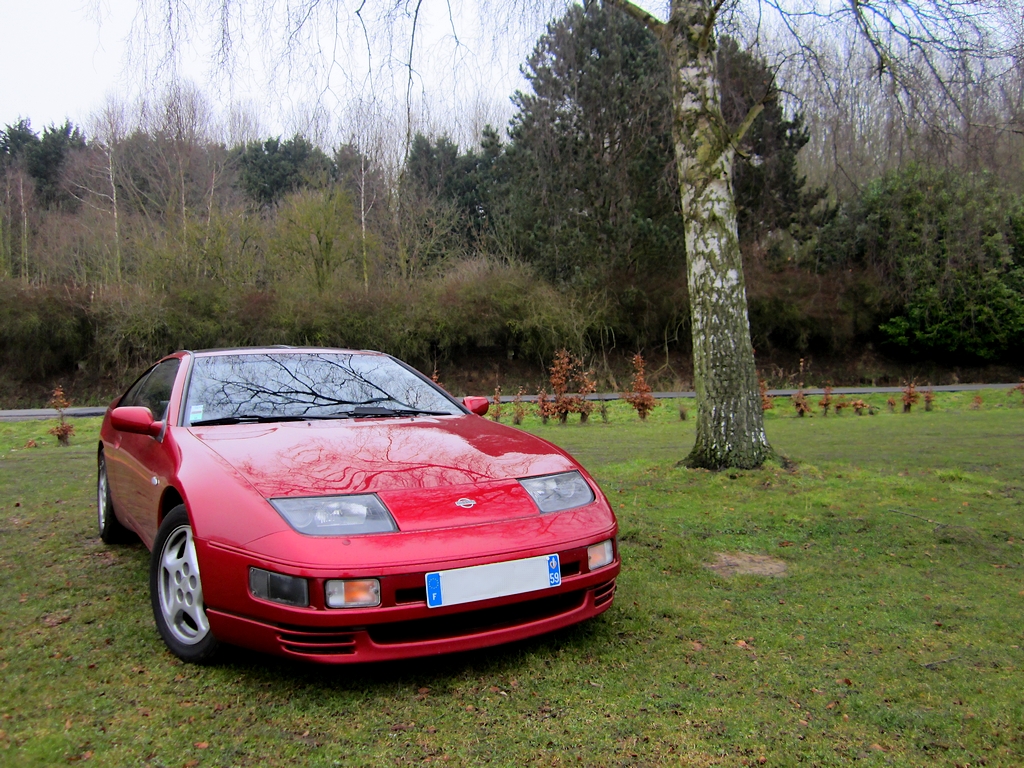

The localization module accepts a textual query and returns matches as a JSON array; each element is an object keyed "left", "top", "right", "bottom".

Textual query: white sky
[
  {"left": 0, "top": 0, "right": 138, "bottom": 130},
  {"left": 0, "top": 0, "right": 539, "bottom": 147}
]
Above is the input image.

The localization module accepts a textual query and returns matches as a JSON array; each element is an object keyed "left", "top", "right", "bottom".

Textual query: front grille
[
  {"left": 273, "top": 577, "right": 614, "bottom": 656},
  {"left": 367, "top": 589, "right": 588, "bottom": 645},
  {"left": 559, "top": 559, "right": 581, "bottom": 578},
  {"left": 593, "top": 579, "right": 616, "bottom": 607},
  {"left": 278, "top": 628, "right": 357, "bottom": 656},
  {"left": 394, "top": 586, "right": 428, "bottom": 604}
]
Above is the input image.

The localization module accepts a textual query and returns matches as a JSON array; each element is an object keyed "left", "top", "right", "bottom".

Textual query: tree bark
[
  {"left": 0, "top": 183, "right": 8, "bottom": 278},
  {"left": 107, "top": 148, "right": 122, "bottom": 284},
  {"left": 19, "top": 174, "right": 28, "bottom": 283},
  {"left": 610, "top": 0, "right": 771, "bottom": 469}
]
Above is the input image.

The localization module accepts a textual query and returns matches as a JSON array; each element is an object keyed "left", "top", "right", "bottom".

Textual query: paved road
[
  {"left": 1, "top": 382, "right": 1019, "bottom": 421},
  {"left": 1, "top": 406, "right": 108, "bottom": 422}
]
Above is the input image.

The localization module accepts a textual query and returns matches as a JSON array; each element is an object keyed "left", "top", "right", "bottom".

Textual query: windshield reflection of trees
[{"left": 187, "top": 354, "right": 457, "bottom": 421}]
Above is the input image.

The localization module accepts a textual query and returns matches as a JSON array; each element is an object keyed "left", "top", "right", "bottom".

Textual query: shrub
[
  {"left": 1009, "top": 380, "right": 1024, "bottom": 405},
  {"left": 792, "top": 390, "right": 811, "bottom": 417},
  {"left": 0, "top": 283, "right": 93, "bottom": 381},
  {"left": 549, "top": 349, "right": 575, "bottom": 424},
  {"left": 576, "top": 367, "right": 597, "bottom": 424},
  {"left": 623, "top": 353, "right": 657, "bottom": 421},
  {"left": 850, "top": 398, "right": 869, "bottom": 415},
  {"left": 537, "top": 390, "right": 553, "bottom": 425},
  {"left": 47, "top": 386, "right": 74, "bottom": 447},
  {"left": 547, "top": 349, "right": 594, "bottom": 423},
  {"left": 818, "top": 386, "right": 833, "bottom": 416},
  {"left": 512, "top": 388, "right": 527, "bottom": 425},
  {"left": 902, "top": 382, "right": 920, "bottom": 413},
  {"left": 819, "top": 163, "right": 1024, "bottom": 362},
  {"left": 491, "top": 386, "right": 503, "bottom": 422}
]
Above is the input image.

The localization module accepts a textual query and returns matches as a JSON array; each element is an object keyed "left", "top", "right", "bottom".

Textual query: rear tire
[
  {"left": 97, "top": 452, "right": 131, "bottom": 544},
  {"left": 150, "top": 505, "right": 219, "bottom": 663}
]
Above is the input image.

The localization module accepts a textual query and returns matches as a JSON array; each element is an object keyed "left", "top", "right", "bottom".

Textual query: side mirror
[
  {"left": 111, "top": 406, "right": 164, "bottom": 437},
  {"left": 462, "top": 396, "right": 490, "bottom": 416}
]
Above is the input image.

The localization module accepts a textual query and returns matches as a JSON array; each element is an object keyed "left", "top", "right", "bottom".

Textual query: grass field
[{"left": 1, "top": 391, "right": 1022, "bottom": 767}]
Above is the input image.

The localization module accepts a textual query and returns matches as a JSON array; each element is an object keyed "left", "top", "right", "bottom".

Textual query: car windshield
[{"left": 184, "top": 352, "right": 461, "bottom": 425}]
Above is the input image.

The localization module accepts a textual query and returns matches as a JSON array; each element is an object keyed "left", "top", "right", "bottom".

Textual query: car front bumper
[{"left": 198, "top": 538, "right": 619, "bottom": 663}]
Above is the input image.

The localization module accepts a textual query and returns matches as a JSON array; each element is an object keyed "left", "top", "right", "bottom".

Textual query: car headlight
[
  {"left": 519, "top": 471, "right": 595, "bottom": 513},
  {"left": 270, "top": 494, "right": 398, "bottom": 535}
]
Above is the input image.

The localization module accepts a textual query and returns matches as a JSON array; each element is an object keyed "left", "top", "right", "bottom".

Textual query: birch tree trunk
[
  {"left": 19, "top": 174, "right": 29, "bottom": 284},
  {"left": 0, "top": 183, "right": 8, "bottom": 278},
  {"left": 107, "top": 148, "right": 122, "bottom": 284},
  {"left": 611, "top": 0, "right": 771, "bottom": 469}
]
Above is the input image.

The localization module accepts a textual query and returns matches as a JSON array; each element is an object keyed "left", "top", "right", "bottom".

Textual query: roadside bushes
[
  {"left": 276, "top": 258, "right": 611, "bottom": 365},
  {"left": 744, "top": 239, "right": 891, "bottom": 356},
  {"left": 742, "top": 163, "right": 1024, "bottom": 362},
  {"left": 0, "top": 282, "right": 93, "bottom": 381},
  {"left": 0, "top": 258, "right": 626, "bottom": 394},
  {"left": 815, "top": 164, "right": 1024, "bottom": 361}
]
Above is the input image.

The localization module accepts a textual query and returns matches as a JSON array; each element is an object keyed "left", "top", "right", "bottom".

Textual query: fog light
[
  {"left": 249, "top": 567, "right": 309, "bottom": 607},
  {"left": 325, "top": 579, "right": 381, "bottom": 608},
  {"left": 587, "top": 540, "right": 614, "bottom": 571}
]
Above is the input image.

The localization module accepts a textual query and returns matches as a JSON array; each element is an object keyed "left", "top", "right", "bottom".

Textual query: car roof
[{"left": 186, "top": 346, "right": 384, "bottom": 357}]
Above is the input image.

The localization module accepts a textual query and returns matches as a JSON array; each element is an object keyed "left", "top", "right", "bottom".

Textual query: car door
[
  {"left": 106, "top": 358, "right": 182, "bottom": 546},
  {"left": 105, "top": 367, "right": 154, "bottom": 533}
]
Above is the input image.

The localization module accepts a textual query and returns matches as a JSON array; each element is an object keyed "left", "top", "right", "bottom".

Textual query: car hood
[{"left": 189, "top": 415, "right": 578, "bottom": 531}]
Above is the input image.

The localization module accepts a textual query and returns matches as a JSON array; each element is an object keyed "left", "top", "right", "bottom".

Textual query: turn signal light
[
  {"left": 587, "top": 540, "right": 614, "bottom": 571},
  {"left": 325, "top": 579, "right": 381, "bottom": 608}
]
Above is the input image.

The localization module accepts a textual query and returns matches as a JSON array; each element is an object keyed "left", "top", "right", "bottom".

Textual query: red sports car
[{"left": 97, "top": 348, "right": 619, "bottom": 663}]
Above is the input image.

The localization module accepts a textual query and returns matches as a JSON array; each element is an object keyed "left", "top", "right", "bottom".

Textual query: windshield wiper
[
  {"left": 190, "top": 414, "right": 314, "bottom": 426},
  {"left": 346, "top": 405, "right": 453, "bottom": 418},
  {"left": 190, "top": 406, "right": 453, "bottom": 425}
]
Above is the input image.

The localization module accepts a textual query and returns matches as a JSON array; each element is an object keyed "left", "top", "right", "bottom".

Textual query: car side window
[
  {"left": 130, "top": 359, "right": 181, "bottom": 420},
  {"left": 119, "top": 370, "right": 153, "bottom": 408}
]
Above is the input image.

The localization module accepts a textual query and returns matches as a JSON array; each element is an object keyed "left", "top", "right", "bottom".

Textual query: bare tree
[
  {"left": 0, "top": 172, "right": 11, "bottom": 279},
  {"left": 787, "top": 26, "right": 1024, "bottom": 198},
  {"left": 68, "top": 99, "right": 137, "bottom": 284},
  {"left": 225, "top": 101, "right": 266, "bottom": 147},
  {"left": 13, "top": 170, "right": 33, "bottom": 284},
  {"left": 122, "top": 0, "right": 1020, "bottom": 468}
]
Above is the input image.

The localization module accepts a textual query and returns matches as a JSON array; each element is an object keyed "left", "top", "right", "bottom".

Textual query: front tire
[
  {"left": 97, "top": 452, "right": 131, "bottom": 544},
  {"left": 150, "top": 505, "right": 219, "bottom": 663}
]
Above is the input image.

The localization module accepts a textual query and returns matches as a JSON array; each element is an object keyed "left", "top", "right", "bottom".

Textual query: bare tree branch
[{"left": 604, "top": 0, "right": 665, "bottom": 36}]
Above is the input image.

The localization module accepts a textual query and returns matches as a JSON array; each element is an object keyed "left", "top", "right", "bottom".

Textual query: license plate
[{"left": 425, "top": 554, "right": 561, "bottom": 609}]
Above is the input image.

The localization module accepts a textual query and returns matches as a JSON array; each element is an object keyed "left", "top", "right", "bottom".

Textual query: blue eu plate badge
[
  {"left": 547, "top": 555, "right": 561, "bottom": 586},
  {"left": 426, "top": 572, "right": 442, "bottom": 607}
]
